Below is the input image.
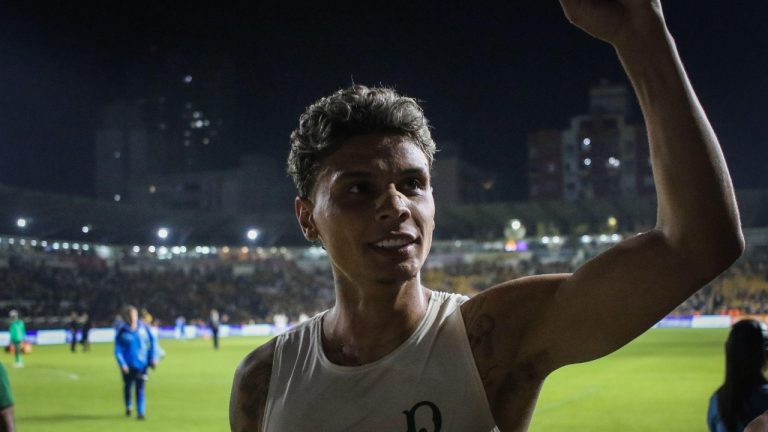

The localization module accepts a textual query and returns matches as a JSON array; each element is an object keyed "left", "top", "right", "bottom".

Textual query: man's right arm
[{"left": 230, "top": 339, "right": 276, "bottom": 432}]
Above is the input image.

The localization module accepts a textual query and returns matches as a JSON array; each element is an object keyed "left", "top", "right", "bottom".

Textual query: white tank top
[{"left": 263, "top": 290, "right": 499, "bottom": 431}]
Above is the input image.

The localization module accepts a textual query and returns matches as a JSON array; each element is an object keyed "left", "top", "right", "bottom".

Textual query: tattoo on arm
[{"left": 231, "top": 342, "right": 275, "bottom": 432}]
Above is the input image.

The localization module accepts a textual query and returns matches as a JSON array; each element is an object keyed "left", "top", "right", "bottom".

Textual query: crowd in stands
[{"left": 1, "top": 240, "right": 768, "bottom": 330}]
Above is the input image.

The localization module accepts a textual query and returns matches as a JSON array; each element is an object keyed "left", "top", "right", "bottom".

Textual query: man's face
[{"left": 296, "top": 134, "right": 435, "bottom": 287}]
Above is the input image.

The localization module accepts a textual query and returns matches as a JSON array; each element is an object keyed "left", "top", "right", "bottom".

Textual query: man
[
  {"left": 68, "top": 311, "right": 80, "bottom": 353},
  {"left": 230, "top": 1, "right": 744, "bottom": 431},
  {"left": 210, "top": 309, "right": 221, "bottom": 350},
  {"left": 0, "top": 363, "right": 15, "bottom": 432},
  {"left": 80, "top": 312, "right": 92, "bottom": 352},
  {"left": 115, "top": 305, "right": 156, "bottom": 420},
  {"left": 7, "top": 311, "right": 25, "bottom": 368}
]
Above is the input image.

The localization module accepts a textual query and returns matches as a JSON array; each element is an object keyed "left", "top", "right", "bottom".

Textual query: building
[{"left": 528, "top": 81, "right": 654, "bottom": 201}]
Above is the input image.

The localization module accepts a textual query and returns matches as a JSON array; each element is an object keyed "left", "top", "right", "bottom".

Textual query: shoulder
[
  {"left": 230, "top": 338, "right": 278, "bottom": 432},
  {"left": 461, "top": 274, "right": 569, "bottom": 361}
]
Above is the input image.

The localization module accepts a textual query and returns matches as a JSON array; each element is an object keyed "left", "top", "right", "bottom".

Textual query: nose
[{"left": 375, "top": 186, "right": 411, "bottom": 222}]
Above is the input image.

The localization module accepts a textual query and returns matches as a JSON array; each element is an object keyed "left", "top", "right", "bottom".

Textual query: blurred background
[{"left": 0, "top": 1, "right": 766, "bottom": 430}]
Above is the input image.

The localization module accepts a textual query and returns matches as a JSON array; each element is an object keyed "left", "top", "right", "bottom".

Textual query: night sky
[{"left": 1, "top": 1, "right": 766, "bottom": 201}]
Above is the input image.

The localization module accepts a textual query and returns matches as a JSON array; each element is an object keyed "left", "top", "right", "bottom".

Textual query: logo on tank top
[{"left": 403, "top": 400, "right": 442, "bottom": 432}]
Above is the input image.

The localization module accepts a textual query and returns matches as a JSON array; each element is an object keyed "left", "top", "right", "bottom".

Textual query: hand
[
  {"left": 149, "top": 361, "right": 156, "bottom": 370},
  {"left": 559, "top": 0, "right": 666, "bottom": 47},
  {"left": 121, "top": 365, "right": 129, "bottom": 374}
]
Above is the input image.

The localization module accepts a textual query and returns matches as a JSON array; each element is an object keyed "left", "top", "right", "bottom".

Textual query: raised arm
[{"left": 462, "top": 1, "right": 743, "bottom": 428}]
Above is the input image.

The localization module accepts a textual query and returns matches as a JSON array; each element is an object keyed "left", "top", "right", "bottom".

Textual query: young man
[
  {"left": 115, "top": 305, "right": 156, "bottom": 420},
  {"left": 230, "top": 1, "right": 744, "bottom": 431}
]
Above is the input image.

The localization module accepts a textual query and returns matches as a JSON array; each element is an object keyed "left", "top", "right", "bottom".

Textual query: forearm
[{"left": 614, "top": 26, "right": 743, "bottom": 273}]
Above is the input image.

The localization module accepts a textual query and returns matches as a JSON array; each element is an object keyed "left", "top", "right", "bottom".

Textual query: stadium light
[
  {"left": 246, "top": 228, "right": 260, "bottom": 241},
  {"left": 81, "top": 225, "right": 91, "bottom": 234},
  {"left": 157, "top": 227, "right": 169, "bottom": 240},
  {"left": 16, "top": 218, "right": 28, "bottom": 229}
]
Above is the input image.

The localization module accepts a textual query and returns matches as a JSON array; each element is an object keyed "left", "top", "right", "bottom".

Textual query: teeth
[{"left": 375, "top": 238, "right": 412, "bottom": 248}]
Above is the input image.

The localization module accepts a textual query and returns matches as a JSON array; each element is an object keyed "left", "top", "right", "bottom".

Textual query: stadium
[
  {"left": 2, "top": 183, "right": 768, "bottom": 431},
  {"left": 3, "top": 2, "right": 767, "bottom": 431}
]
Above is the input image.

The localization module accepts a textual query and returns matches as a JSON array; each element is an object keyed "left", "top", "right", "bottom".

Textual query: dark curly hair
[{"left": 287, "top": 85, "right": 436, "bottom": 198}]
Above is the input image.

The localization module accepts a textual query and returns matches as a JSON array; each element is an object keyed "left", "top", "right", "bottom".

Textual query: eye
[
  {"left": 349, "top": 182, "right": 370, "bottom": 194},
  {"left": 403, "top": 177, "right": 425, "bottom": 191}
]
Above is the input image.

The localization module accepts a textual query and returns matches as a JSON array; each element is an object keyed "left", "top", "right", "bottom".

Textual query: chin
[{"left": 374, "top": 263, "right": 421, "bottom": 285}]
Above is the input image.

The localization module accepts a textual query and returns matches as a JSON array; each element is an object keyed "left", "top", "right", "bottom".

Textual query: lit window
[
  {"left": 583, "top": 138, "right": 591, "bottom": 146},
  {"left": 608, "top": 157, "right": 621, "bottom": 168},
  {"left": 193, "top": 111, "right": 202, "bottom": 119},
  {"left": 202, "top": 137, "right": 210, "bottom": 145},
  {"left": 114, "top": 151, "right": 121, "bottom": 159},
  {"left": 183, "top": 75, "right": 193, "bottom": 84},
  {"left": 149, "top": 185, "right": 157, "bottom": 194},
  {"left": 113, "top": 194, "right": 121, "bottom": 202},
  {"left": 583, "top": 158, "right": 592, "bottom": 166}
]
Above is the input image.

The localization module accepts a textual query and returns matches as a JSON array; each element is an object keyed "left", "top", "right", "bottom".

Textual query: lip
[{"left": 368, "top": 232, "right": 419, "bottom": 255}]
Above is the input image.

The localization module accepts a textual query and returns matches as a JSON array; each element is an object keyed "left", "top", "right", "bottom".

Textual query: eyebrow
[{"left": 333, "top": 167, "right": 428, "bottom": 182}]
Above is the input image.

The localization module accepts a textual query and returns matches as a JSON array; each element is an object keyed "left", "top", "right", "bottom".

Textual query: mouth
[{"left": 369, "top": 234, "right": 419, "bottom": 253}]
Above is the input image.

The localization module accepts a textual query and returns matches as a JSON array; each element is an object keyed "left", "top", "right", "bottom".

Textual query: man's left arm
[{"left": 466, "top": 0, "right": 744, "bottom": 380}]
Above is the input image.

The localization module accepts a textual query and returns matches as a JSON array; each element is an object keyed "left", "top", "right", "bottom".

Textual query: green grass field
[{"left": 5, "top": 329, "right": 728, "bottom": 431}]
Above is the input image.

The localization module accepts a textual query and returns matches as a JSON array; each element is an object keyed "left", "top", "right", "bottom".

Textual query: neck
[{"left": 322, "top": 275, "right": 431, "bottom": 366}]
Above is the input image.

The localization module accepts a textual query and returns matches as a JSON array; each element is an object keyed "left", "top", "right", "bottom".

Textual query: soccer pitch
[{"left": 5, "top": 329, "right": 728, "bottom": 431}]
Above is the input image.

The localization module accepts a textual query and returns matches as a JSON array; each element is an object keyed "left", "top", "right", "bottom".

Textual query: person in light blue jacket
[{"left": 115, "top": 305, "right": 156, "bottom": 420}]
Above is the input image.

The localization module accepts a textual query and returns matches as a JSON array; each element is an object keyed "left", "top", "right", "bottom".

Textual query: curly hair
[{"left": 287, "top": 85, "right": 436, "bottom": 198}]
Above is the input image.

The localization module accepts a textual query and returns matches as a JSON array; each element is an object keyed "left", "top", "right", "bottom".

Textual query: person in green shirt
[
  {"left": 0, "top": 363, "right": 15, "bottom": 432},
  {"left": 8, "top": 311, "right": 25, "bottom": 368}
]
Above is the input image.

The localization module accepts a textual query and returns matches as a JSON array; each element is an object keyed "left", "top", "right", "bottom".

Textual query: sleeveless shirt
[{"left": 263, "top": 290, "right": 500, "bottom": 431}]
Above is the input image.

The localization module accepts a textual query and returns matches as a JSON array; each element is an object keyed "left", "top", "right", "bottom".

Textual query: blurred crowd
[{"left": 1, "top": 242, "right": 767, "bottom": 329}]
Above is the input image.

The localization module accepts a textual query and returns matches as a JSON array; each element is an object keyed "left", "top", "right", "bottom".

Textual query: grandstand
[{"left": 3, "top": 183, "right": 768, "bottom": 331}]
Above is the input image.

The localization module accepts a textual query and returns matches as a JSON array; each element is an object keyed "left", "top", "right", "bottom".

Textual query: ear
[{"left": 295, "top": 197, "right": 318, "bottom": 241}]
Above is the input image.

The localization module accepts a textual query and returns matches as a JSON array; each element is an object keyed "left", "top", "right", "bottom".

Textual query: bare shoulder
[
  {"left": 462, "top": 274, "right": 569, "bottom": 346},
  {"left": 229, "top": 338, "right": 278, "bottom": 432},
  {"left": 460, "top": 274, "right": 570, "bottom": 430}
]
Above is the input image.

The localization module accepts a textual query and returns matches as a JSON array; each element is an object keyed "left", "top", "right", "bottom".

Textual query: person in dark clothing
[
  {"left": 708, "top": 319, "right": 768, "bottom": 432},
  {"left": 210, "top": 309, "right": 221, "bottom": 350},
  {"left": 68, "top": 311, "right": 80, "bottom": 353},
  {"left": 80, "top": 313, "right": 92, "bottom": 352}
]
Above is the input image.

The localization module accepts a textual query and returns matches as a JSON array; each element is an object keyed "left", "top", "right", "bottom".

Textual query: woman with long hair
[{"left": 708, "top": 319, "right": 768, "bottom": 431}]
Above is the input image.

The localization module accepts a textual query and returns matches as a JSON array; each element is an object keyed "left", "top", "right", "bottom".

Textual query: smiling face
[{"left": 295, "top": 133, "right": 435, "bottom": 288}]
